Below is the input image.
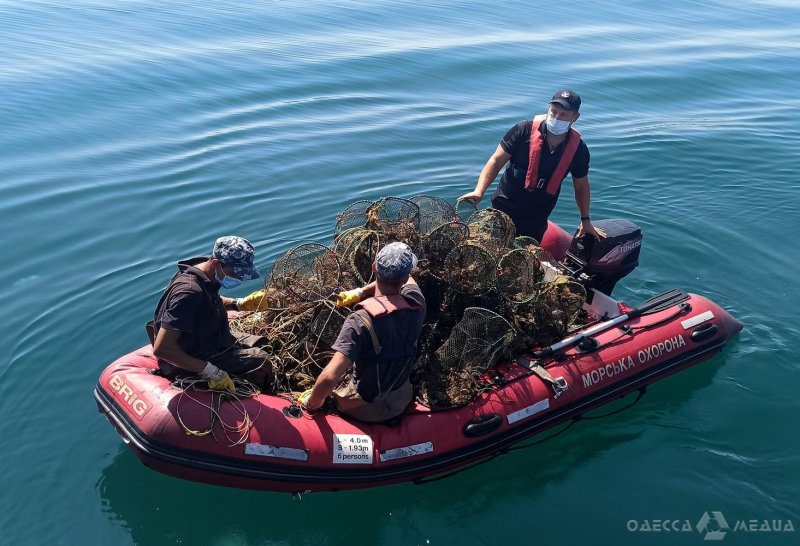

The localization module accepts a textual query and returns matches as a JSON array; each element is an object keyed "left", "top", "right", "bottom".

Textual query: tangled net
[
  {"left": 332, "top": 228, "right": 379, "bottom": 287},
  {"left": 497, "top": 249, "right": 543, "bottom": 304},
  {"left": 272, "top": 243, "right": 341, "bottom": 303},
  {"left": 415, "top": 308, "right": 514, "bottom": 408},
  {"left": 230, "top": 195, "right": 589, "bottom": 409},
  {"left": 466, "top": 208, "right": 516, "bottom": 257},
  {"left": 443, "top": 243, "right": 497, "bottom": 296}
]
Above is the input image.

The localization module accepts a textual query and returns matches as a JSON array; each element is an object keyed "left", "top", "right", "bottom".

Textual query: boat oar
[{"left": 531, "top": 288, "right": 689, "bottom": 360}]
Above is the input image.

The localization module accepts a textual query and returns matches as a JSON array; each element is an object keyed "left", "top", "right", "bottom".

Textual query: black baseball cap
[{"left": 550, "top": 89, "right": 581, "bottom": 112}]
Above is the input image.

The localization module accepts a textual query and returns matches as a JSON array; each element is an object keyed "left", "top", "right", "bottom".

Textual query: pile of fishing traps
[{"left": 230, "top": 196, "right": 588, "bottom": 409}]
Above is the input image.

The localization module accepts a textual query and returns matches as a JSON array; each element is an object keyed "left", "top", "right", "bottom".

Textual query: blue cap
[
  {"left": 212, "top": 236, "right": 260, "bottom": 280},
  {"left": 375, "top": 242, "right": 418, "bottom": 281}
]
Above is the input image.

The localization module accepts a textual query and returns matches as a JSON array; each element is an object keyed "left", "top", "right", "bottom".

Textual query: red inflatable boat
[{"left": 95, "top": 221, "right": 742, "bottom": 492}]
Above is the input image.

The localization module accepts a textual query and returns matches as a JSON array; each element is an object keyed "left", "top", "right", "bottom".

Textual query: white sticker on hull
[
  {"left": 681, "top": 311, "right": 714, "bottom": 330},
  {"left": 245, "top": 443, "right": 308, "bottom": 462},
  {"left": 379, "top": 441, "right": 434, "bottom": 462},
  {"left": 507, "top": 399, "right": 550, "bottom": 425},
  {"left": 333, "top": 434, "right": 374, "bottom": 464}
]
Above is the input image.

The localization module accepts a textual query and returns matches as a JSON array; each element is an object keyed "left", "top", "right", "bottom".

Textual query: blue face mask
[
  {"left": 546, "top": 114, "right": 572, "bottom": 135},
  {"left": 215, "top": 268, "right": 243, "bottom": 290}
]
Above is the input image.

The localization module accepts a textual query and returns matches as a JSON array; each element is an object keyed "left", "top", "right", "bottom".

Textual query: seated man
[
  {"left": 148, "top": 236, "right": 273, "bottom": 392},
  {"left": 300, "top": 242, "right": 427, "bottom": 422}
]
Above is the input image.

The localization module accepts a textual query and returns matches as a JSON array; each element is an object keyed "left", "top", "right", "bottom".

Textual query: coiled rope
[{"left": 173, "top": 377, "right": 262, "bottom": 447}]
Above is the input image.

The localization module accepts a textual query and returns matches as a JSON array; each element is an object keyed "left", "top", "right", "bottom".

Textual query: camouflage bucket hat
[
  {"left": 375, "top": 242, "right": 418, "bottom": 281},
  {"left": 212, "top": 236, "right": 260, "bottom": 280}
]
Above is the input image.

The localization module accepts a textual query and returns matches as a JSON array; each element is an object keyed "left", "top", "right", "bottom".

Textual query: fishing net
[
  {"left": 549, "top": 279, "right": 587, "bottom": 321},
  {"left": 442, "top": 243, "right": 497, "bottom": 296},
  {"left": 422, "top": 220, "right": 469, "bottom": 276},
  {"left": 514, "top": 235, "right": 540, "bottom": 249},
  {"left": 334, "top": 199, "right": 373, "bottom": 236},
  {"left": 364, "top": 197, "right": 422, "bottom": 253},
  {"left": 415, "top": 307, "right": 514, "bottom": 408},
  {"left": 366, "top": 197, "right": 419, "bottom": 230},
  {"left": 309, "top": 302, "right": 349, "bottom": 349},
  {"left": 230, "top": 311, "right": 268, "bottom": 337},
  {"left": 436, "top": 307, "right": 514, "bottom": 373},
  {"left": 466, "top": 208, "right": 516, "bottom": 257},
  {"left": 271, "top": 243, "right": 341, "bottom": 303},
  {"left": 497, "top": 248, "right": 544, "bottom": 304},
  {"left": 225, "top": 194, "right": 588, "bottom": 409},
  {"left": 531, "top": 246, "right": 558, "bottom": 266},
  {"left": 455, "top": 197, "right": 477, "bottom": 223},
  {"left": 332, "top": 227, "right": 379, "bottom": 286},
  {"left": 268, "top": 304, "right": 326, "bottom": 393},
  {"left": 267, "top": 248, "right": 292, "bottom": 286},
  {"left": 512, "top": 235, "right": 559, "bottom": 267},
  {"left": 513, "top": 278, "right": 589, "bottom": 346},
  {"left": 410, "top": 195, "right": 459, "bottom": 235}
]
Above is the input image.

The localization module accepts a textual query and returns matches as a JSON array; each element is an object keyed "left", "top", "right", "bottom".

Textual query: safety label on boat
[
  {"left": 245, "top": 443, "right": 309, "bottom": 462},
  {"left": 379, "top": 441, "right": 434, "bottom": 462},
  {"left": 507, "top": 399, "right": 550, "bottom": 425},
  {"left": 681, "top": 310, "right": 714, "bottom": 329},
  {"left": 333, "top": 434, "right": 374, "bottom": 464}
]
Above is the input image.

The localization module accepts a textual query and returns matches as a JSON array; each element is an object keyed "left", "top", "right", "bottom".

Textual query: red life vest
[
  {"left": 524, "top": 114, "right": 582, "bottom": 195},
  {"left": 354, "top": 294, "right": 423, "bottom": 355},
  {"left": 357, "top": 294, "right": 422, "bottom": 318}
]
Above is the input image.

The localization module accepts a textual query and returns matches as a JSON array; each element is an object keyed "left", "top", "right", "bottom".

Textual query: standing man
[
  {"left": 459, "top": 89, "right": 606, "bottom": 242},
  {"left": 299, "top": 242, "right": 426, "bottom": 423},
  {"left": 148, "top": 236, "right": 273, "bottom": 393}
]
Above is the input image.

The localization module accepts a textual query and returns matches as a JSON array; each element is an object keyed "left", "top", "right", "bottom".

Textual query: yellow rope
[{"left": 173, "top": 377, "right": 262, "bottom": 446}]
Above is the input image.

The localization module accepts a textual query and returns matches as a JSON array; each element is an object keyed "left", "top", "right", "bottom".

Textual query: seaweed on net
[
  {"left": 414, "top": 307, "right": 514, "bottom": 408},
  {"left": 272, "top": 243, "right": 341, "bottom": 303},
  {"left": 465, "top": 208, "right": 516, "bottom": 258},
  {"left": 332, "top": 227, "right": 379, "bottom": 286},
  {"left": 366, "top": 197, "right": 423, "bottom": 254},
  {"left": 421, "top": 220, "right": 469, "bottom": 277},
  {"left": 497, "top": 248, "right": 544, "bottom": 304},
  {"left": 365, "top": 196, "right": 420, "bottom": 231},
  {"left": 442, "top": 243, "right": 497, "bottom": 296},
  {"left": 509, "top": 278, "right": 588, "bottom": 348}
]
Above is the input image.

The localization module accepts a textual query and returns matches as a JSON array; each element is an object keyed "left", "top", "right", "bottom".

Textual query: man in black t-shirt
[
  {"left": 460, "top": 89, "right": 606, "bottom": 242},
  {"left": 150, "top": 236, "right": 273, "bottom": 393},
  {"left": 299, "top": 242, "right": 426, "bottom": 422}
]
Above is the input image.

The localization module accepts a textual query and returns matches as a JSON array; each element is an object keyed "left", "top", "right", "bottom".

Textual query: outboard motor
[{"left": 563, "top": 219, "right": 642, "bottom": 295}]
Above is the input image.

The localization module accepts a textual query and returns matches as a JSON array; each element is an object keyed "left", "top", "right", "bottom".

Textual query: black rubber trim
[
  {"left": 463, "top": 414, "right": 503, "bottom": 437},
  {"left": 283, "top": 405, "right": 302, "bottom": 419},
  {"left": 95, "top": 338, "right": 728, "bottom": 487},
  {"left": 690, "top": 323, "right": 718, "bottom": 342},
  {"left": 638, "top": 288, "right": 689, "bottom": 314}
]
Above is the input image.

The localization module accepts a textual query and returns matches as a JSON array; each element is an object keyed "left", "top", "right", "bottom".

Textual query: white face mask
[{"left": 546, "top": 115, "right": 572, "bottom": 135}]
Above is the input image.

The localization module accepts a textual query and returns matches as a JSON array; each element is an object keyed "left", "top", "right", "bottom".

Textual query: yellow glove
[
  {"left": 297, "top": 388, "right": 314, "bottom": 408},
  {"left": 236, "top": 290, "right": 270, "bottom": 312},
  {"left": 200, "top": 362, "right": 236, "bottom": 394},
  {"left": 335, "top": 288, "right": 363, "bottom": 308},
  {"left": 208, "top": 374, "right": 236, "bottom": 394},
  {"left": 553, "top": 275, "right": 571, "bottom": 285}
]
